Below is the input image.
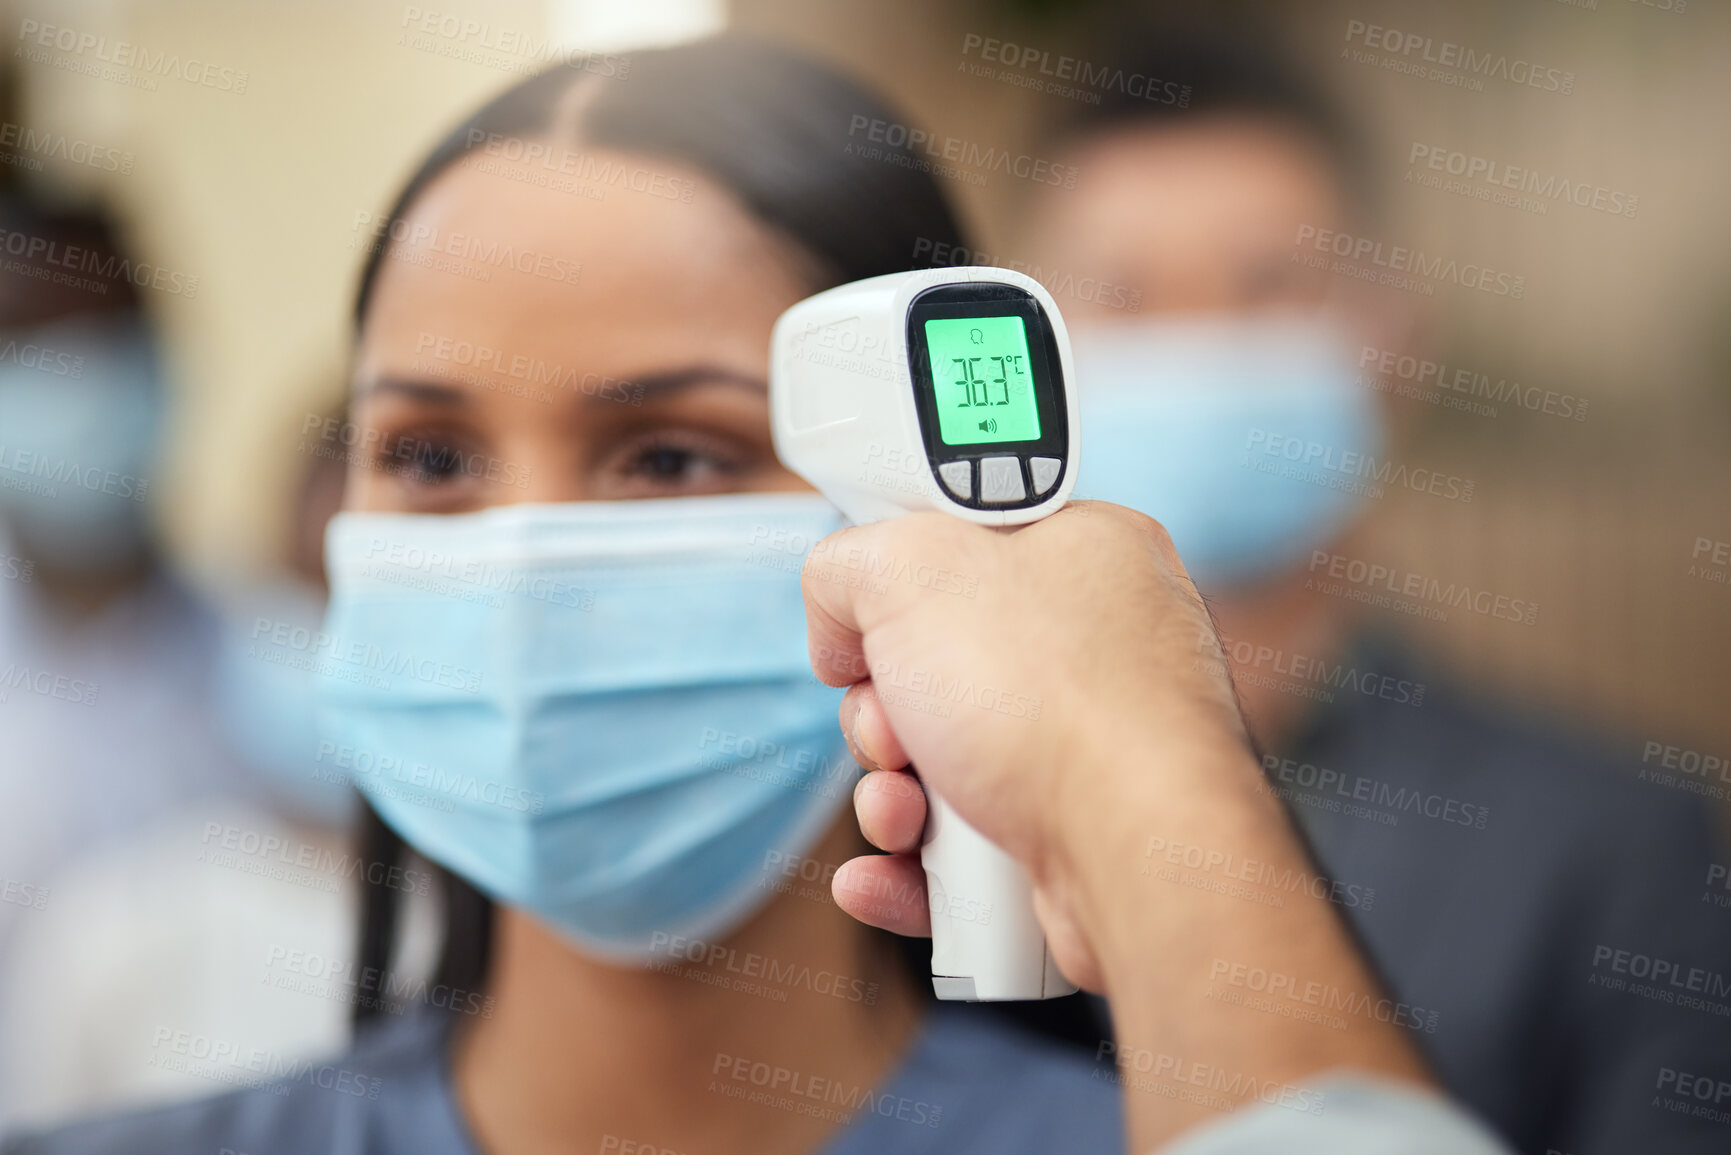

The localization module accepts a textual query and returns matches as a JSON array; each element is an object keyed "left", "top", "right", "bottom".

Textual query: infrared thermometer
[{"left": 770, "top": 267, "right": 1079, "bottom": 1000}]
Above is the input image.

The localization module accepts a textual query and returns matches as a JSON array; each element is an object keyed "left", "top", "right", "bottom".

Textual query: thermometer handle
[{"left": 921, "top": 790, "right": 1077, "bottom": 1000}]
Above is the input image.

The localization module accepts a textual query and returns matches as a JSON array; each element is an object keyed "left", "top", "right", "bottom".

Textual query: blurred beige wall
[{"left": 9, "top": 0, "right": 544, "bottom": 576}]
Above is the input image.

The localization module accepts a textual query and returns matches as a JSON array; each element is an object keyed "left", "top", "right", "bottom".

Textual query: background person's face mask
[
  {"left": 0, "top": 316, "right": 163, "bottom": 574},
  {"left": 316, "top": 493, "right": 853, "bottom": 962},
  {"left": 1070, "top": 316, "right": 1382, "bottom": 592}
]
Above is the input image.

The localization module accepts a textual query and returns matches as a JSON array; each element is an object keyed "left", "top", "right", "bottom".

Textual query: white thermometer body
[{"left": 770, "top": 267, "right": 1079, "bottom": 1000}]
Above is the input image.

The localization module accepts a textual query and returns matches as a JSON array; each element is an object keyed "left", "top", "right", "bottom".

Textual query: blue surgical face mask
[
  {"left": 315, "top": 493, "right": 854, "bottom": 962},
  {"left": 0, "top": 316, "right": 163, "bottom": 573},
  {"left": 1070, "top": 317, "right": 1382, "bottom": 592}
]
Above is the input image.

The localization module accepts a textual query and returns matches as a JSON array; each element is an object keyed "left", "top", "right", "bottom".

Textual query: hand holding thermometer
[{"left": 769, "top": 267, "right": 1080, "bottom": 1000}]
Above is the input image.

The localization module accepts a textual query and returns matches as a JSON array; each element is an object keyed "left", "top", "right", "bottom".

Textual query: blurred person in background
[
  {"left": 0, "top": 201, "right": 255, "bottom": 1001},
  {"left": 1, "top": 37, "right": 1123, "bottom": 1155},
  {"left": 0, "top": 403, "right": 400, "bottom": 1129},
  {"left": 1009, "top": 23, "right": 1731, "bottom": 1155}
]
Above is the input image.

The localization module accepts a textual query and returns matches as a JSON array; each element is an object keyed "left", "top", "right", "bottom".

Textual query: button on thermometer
[{"left": 770, "top": 267, "right": 1079, "bottom": 1000}]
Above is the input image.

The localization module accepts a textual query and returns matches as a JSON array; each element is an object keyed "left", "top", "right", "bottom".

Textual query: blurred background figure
[
  {"left": 1007, "top": 21, "right": 1731, "bottom": 1155},
  {"left": 0, "top": 196, "right": 242, "bottom": 972}
]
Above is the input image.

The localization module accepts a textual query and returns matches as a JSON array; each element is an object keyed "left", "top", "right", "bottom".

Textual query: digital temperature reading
[{"left": 924, "top": 315, "right": 1043, "bottom": 445}]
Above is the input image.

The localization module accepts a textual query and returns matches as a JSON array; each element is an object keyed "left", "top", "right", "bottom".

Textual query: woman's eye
[
  {"left": 620, "top": 436, "right": 742, "bottom": 488},
  {"left": 407, "top": 439, "right": 467, "bottom": 484}
]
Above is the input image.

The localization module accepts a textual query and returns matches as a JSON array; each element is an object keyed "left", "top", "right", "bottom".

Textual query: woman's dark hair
[{"left": 351, "top": 35, "right": 1104, "bottom": 1051}]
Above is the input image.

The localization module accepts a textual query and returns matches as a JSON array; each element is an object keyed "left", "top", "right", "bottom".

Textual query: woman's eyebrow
[
  {"left": 620, "top": 366, "right": 766, "bottom": 403},
  {"left": 356, "top": 377, "right": 469, "bottom": 405}
]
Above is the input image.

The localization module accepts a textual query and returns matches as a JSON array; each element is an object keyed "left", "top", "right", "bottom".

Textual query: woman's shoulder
[
  {"left": 821, "top": 1004, "right": 1123, "bottom": 1155},
  {"left": 0, "top": 1011, "right": 474, "bottom": 1155}
]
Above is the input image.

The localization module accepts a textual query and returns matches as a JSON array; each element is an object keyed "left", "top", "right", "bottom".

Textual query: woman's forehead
[{"left": 361, "top": 147, "right": 811, "bottom": 373}]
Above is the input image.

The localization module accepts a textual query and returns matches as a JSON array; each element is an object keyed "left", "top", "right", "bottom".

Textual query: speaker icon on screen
[{"left": 978, "top": 418, "right": 997, "bottom": 434}]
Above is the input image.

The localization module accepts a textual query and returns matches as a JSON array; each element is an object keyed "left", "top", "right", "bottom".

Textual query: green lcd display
[{"left": 923, "top": 315, "right": 1042, "bottom": 445}]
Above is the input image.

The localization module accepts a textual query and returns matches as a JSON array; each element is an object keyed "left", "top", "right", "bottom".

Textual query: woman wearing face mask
[{"left": 0, "top": 37, "right": 1120, "bottom": 1155}]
